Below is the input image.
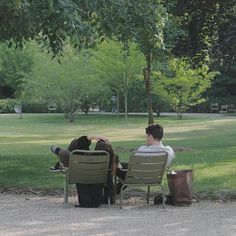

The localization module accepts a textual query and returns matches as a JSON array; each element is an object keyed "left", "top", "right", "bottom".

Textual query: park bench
[
  {"left": 48, "top": 102, "right": 58, "bottom": 112},
  {"left": 210, "top": 103, "right": 219, "bottom": 113},
  {"left": 228, "top": 104, "right": 236, "bottom": 113},
  {"left": 220, "top": 104, "right": 236, "bottom": 113},
  {"left": 220, "top": 104, "right": 229, "bottom": 113}
]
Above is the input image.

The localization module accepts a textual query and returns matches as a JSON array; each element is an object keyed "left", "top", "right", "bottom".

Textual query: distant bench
[
  {"left": 48, "top": 103, "right": 58, "bottom": 112},
  {"left": 220, "top": 104, "right": 236, "bottom": 113}
]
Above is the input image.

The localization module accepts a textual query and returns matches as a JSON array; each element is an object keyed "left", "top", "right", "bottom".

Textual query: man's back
[{"left": 136, "top": 142, "right": 175, "bottom": 166}]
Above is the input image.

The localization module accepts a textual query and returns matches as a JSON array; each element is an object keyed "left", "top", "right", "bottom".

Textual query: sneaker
[
  {"left": 51, "top": 145, "right": 60, "bottom": 155},
  {"left": 49, "top": 162, "right": 61, "bottom": 172}
]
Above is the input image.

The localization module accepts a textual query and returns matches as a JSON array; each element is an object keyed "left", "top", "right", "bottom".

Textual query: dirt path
[{"left": 0, "top": 193, "right": 235, "bottom": 236}]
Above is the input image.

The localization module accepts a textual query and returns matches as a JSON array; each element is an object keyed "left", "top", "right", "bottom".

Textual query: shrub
[
  {"left": 0, "top": 99, "right": 18, "bottom": 113},
  {"left": 22, "top": 101, "right": 48, "bottom": 113}
]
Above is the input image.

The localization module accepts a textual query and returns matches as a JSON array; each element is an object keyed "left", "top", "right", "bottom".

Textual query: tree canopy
[{"left": 0, "top": 0, "right": 235, "bottom": 119}]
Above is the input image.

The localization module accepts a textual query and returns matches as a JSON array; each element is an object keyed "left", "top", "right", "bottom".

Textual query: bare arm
[{"left": 87, "top": 135, "right": 109, "bottom": 142}]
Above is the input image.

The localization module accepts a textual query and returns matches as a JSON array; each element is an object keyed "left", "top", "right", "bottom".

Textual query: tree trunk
[
  {"left": 19, "top": 100, "right": 23, "bottom": 119},
  {"left": 143, "top": 54, "right": 154, "bottom": 125},
  {"left": 116, "top": 92, "right": 120, "bottom": 117},
  {"left": 69, "top": 112, "right": 74, "bottom": 122},
  {"left": 124, "top": 71, "right": 128, "bottom": 121},
  {"left": 156, "top": 106, "right": 160, "bottom": 117}
]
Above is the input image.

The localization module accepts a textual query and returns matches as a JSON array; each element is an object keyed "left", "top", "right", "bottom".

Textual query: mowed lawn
[{"left": 0, "top": 113, "right": 235, "bottom": 199}]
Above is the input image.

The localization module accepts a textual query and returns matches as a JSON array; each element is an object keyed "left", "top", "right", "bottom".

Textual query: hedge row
[
  {"left": 0, "top": 99, "right": 54, "bottom": 113},
  {"left": 0, "top": 99, "right": 18, "bottom": 113}
]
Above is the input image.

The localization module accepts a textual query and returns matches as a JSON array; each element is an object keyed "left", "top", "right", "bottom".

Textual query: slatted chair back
[
  {"left": 125, "top": 152, "right": 167, "bottom": 185},
  {"left": 64, "top": 150, "right": 110, "bottom": 206},
  {"left": 120, "top": 151, "right": 168, "bottom": 209},
  {"left": 67, "top": 150, "right": 109, "bottom": 184}
]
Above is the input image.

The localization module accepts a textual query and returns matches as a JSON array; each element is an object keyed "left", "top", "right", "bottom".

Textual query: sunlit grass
[{"left": 0, "top": 113, "right": 236, "bottom": 199}]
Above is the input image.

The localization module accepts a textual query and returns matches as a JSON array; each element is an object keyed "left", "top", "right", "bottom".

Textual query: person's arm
[{"left": 87, "top": 135, "right": 109, "bottom": 142}]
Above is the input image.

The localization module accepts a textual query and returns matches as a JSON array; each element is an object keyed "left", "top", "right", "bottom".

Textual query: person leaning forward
[{"left": 49, "top": 135, "right": 108, "bottom": 171}]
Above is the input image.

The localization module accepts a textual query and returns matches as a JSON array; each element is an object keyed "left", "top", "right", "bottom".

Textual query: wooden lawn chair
[{"left": 120, "top": 151, "right": 168, "bottom": 209}]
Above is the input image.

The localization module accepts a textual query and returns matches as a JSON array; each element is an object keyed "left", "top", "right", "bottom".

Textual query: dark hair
[
  {"left": 95, "top": 141, "right": 115, "bottom": 168},
  {"left": 68, "top": 136, "right": 91, "bottom": 152},
  {"left": 145, "top": 124, "right": 163, "bottom": 140},
  {"left": 95, "top": 140, "right": 114, "bottom": 158}
]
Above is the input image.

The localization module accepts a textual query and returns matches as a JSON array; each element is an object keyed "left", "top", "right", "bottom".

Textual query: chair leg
[
  {"left": 64, "top": 182, "right": 68, "bottom": 207},
  {"left": 120, "top": 190, "right": 123, "bottom": 209},
  {"left": 120, "top": 184, "right": 126, "bottom": 209},
  {"left": 108, "top": 197, "right": 110, "bottom": 208},
  {"left": 114, "top": 176, "right": 116, "bottom": 204},
  {"left": 161, "top": 185, "right": 165, "bottom": 209},
  {"left": 147, "top": 186, "right": 150, "bottom": 204}
]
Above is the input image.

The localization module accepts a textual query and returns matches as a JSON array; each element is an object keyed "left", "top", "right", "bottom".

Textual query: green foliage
[
  {"left": 173, "top": 0, "right": 236, "bottom": 67},
  {"left": 91, "top": 40, "right": 145, "bottom": 113},
  {"left": 23, "top": 43, "right": 104, "bottom": 121},
  {"left": 155, "top": 58, "right": 219, "bottom": 118},
  {"left": 98, "top": 0, "right": 169, "bottom": 123},
  {"left": 0, "top": 44, "right": 33, "bottom": 97},
  {"left": 0, "top": 0, "right": 104, "bottom": 56},
  {"left": 0, "top": 99, "right": 17, "bottom": 113},
  {"left": 1, "top": 0, "right": 234, "bottom": 118},
  {"left": 22, "top": 101, "right": 50, "bottom": 113},
  {"left": 213, "top": 1, "right": 236, "bottom": 67},
  {"left": 208, "top": 63, "right": 236, "bottom": 105}
]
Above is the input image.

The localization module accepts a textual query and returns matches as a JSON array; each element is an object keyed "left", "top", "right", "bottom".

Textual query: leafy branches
[{"left": 155, "top": 58, "right": 219, "bottom": 118}]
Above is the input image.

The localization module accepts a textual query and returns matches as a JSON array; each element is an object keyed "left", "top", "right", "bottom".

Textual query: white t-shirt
[{"left": 136, "top": 141, "right": 175, "bottom": 166}]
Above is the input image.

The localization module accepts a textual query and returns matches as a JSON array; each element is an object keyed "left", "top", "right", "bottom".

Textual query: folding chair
[
  {"left": 63, "top": 150, "right": 110, "bottom": 207},
  {"left": 120, "top": 151, "right": 168, "bottom": 209}
]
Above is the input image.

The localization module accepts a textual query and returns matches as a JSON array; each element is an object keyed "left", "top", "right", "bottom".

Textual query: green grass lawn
[{"left": 0, "top": 113, "right": 236, "bottom": 199}]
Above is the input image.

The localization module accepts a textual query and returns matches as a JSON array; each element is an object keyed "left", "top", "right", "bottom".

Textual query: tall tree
[
  {"left": 173, "top": 0, "right": 236, "bottom": 67},
  {"left": 0, "top": 0, "right": 105, "bottom": 56},
  {"left": 91, "top": 40, "right": 145, "bottom": 118},
  {"left": 0, "top": 44, "right": 33, "bottom": 117},
  {"left": 98, "top": 0, "right": 168, "bottom": 124},
  {"left": 23, "top": 43, "right": 103, "bottom": 121},
  {"left": 155, "top": 57, "right": 218, "bottom": 118}
]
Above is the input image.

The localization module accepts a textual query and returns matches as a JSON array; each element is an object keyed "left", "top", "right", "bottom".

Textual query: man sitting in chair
[
  {"left": 116, "top": 124, "right": 175, "bottom": 192},
  {"left": 136, "top": 124, "right": 175, "bottom": 166}
]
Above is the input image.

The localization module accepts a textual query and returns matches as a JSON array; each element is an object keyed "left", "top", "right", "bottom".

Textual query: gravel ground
[{"left": 0, "top": 193, "right": 236, "bottom": 236}]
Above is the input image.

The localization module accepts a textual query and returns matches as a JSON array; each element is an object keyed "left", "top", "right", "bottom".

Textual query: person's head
[
  {"left": 145, "top": 124, "right": 163, "bottom": 145},
  {"left": 95, "top": 140, "right": 114, "bottom": 158},
  {"left": 68, "top": 136, "right": 91, "bottom": 152}
]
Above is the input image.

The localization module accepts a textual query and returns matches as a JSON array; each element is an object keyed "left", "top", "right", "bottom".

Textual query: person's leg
[
  {"left": 49, "top": 161, "right": 61, "bottom": 172},
  {"left": 50, "top": 146, "right": 70, "bottom": 169},
  {"left": 116, "top": 162, "right": 128, "bottom": 181},
  {"left": 51, "top": 145, "right": 62, "bottom": 155},
  {"left": 58, "top": 150, "right": 70, "bottom": 167},
  {"left": 50, "top": 146, "right": 63, "bottom": 172},
  {"left": 115, "top": 162, "right": 128, "bottom": 194}
]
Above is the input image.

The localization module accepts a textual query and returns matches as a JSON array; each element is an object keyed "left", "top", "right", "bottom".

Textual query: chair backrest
[
  {"left": 125, "top": 151, "right": 168, "bottom": 185},
  {"left": 48, "top": 102, "right": 58, "bottom": 112},
  {"left": 211, "top": 103, "right": 218, "bottom": 112},
  {"left": 67, "top": 150, "right": 110, "bottom": 185},
  {"left": 220, "top": 104, "right": 229, "bottom": 113}
]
